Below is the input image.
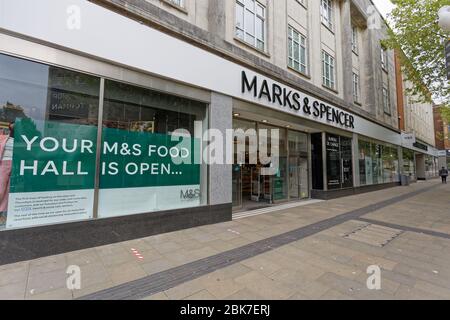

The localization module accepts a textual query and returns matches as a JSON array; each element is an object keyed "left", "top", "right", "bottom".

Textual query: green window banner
[
  {"left": 7, "top": 119, "right": 97, "bottom": 229},
  {"left": 6, "top": 119, "right": 202, "bottom": 229},
  {"left": 97, "top": 128, "right": 201, "bottom": 218}
]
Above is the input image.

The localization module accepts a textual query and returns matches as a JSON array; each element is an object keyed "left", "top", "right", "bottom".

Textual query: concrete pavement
[{"left": 1, "top": 179, "right": 449, "bottom": 300}]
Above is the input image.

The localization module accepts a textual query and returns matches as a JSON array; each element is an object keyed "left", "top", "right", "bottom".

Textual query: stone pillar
[
  {"left": 209, "top": 92, "right": 232, "bottom": 205},
  {"left": 341, "top": 0, "right": 354, "bottom": 104},
  {"left": 208, "top": 0, "right": 226, "bottom": 38},
  {"left": 352, "top": 133, "right": 360, "bottom": 187}
]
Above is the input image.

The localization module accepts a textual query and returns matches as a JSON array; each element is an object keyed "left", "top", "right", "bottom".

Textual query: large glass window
[
  {"left": 352, "top": 72, "right": 360, "bottom": 103},
  {"left": 98, "top": 80, "right": 207, "bottom": 218},
  {"left": 0, "top": 53, "right": 207, "bottom": 230},
  {"left": 0, "top": 54, "right": 100, "bottom": 230},
  {"left": 322, "top": 51, "right": 336, "bottom": 90},
  {"left": 321, "top": 0, "right": 333, "bottom": 30},
  {"left": 359, "top": 139, "right": 399, "bottom": 186},
  {"left": 235, "top": 0, "right": 266, "bottom": 51},
  {"left": 382, "top": 145, "right": 399, "bottom": 183},
  {"left": 288, "top": 130, "right": 308, "bottom": 199},
  {"left": 288, "top": 26, "right": 308, "bottom": 75},
  {"left": 351, "top": 25, "right": 358, "bottom": 53},
  {"left": 403, "top": 148, "right": 415, "bottom": 180},
  {"left": 383, "top": 87, "right": 391, "bottom": 114}
]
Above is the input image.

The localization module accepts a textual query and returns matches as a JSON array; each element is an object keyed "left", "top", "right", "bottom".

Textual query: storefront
[
  {"left": 0, "top": 53, "right": 212, "bottom": 232},
  {"left": 0, "top": 0, "right": 439, "bottom": 262},
  {"left": 231, "top": 117, "right": 309, "bottom": 211}
]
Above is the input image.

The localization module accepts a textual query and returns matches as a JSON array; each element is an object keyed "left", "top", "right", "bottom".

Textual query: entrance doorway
[{"left": 232, "top": 118, "right": 309, "bottom": 211}]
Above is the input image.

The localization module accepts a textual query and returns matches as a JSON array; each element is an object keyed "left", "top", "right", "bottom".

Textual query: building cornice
[{"left": 89, "top": 0, "right": 401, "bottom": 134}]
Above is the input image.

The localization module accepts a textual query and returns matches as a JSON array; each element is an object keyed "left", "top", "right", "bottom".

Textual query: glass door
[
  {"left": 326, "top": 134, "right": 353, "bottom": 189},
  {"left": 232, "top": 164, "right": 242, "bottom": 209},
  {"left": 341, "top": 137, "right": 354, "bottom": 188},
  {"left": 289, "top": 157, "right": 301, "bottom": 199}
]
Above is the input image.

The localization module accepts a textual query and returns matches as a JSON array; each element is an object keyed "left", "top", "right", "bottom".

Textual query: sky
[{"left": 372, "top": 0, "right": 396, "bottom": 19}]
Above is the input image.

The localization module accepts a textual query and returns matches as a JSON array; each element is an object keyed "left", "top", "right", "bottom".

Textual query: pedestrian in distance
[{"left": 439, "top": 166, "right": 449, "bottom": 184}]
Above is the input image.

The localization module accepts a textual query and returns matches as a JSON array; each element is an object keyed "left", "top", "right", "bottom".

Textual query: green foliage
[{"left": 384, "top": 0, "right": 449, "bottom": 109}]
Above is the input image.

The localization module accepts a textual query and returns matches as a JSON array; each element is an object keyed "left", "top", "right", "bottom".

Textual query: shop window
[
  {"left": 0, "top": 53, "right": 100, "bottom": 230},
  {"left": 402, "top": 148, "right": 416, "bottom": 180},
  {"left": 0, "top": 53, "right": 208, "bottom": 230},
  {"left": 359, "top": 139, "right": 399, "bottom": 186},
  {"left": 98, "top": 80, "right": 207, "bottom": 219}
]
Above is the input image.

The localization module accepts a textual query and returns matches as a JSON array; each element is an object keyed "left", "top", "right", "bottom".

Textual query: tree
[{"left": 384, "top": 0, "right": 449, "bottom": 111}]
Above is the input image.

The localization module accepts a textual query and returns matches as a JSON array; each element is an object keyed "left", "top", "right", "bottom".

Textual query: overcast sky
[{"left": 372, "top": 0, "right": 396, "bottom": 19}]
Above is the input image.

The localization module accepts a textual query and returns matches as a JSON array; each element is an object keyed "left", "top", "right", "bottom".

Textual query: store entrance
[{"left": 232, "top": 118, "right": 310, "bottom": 212}]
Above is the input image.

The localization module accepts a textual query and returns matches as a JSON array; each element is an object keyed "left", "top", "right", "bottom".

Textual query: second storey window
[
  {"left": 288, "top": 26, "right": 308, "bottom": 75},
  {"left": 322, "top": 50, "right": 335, "bottom": 90},
  {"left": 383, "top": 87, "right": 391, "bottom": 114},
  {"left": 351, "top": 26, "right": 358, "bottom": 53},
  {"left": 168, "top": 0, "right": 183, "bottom": 7},
  {"left": 352, "top": 72, "right": 360, "bottom": 103},
  {"left": 235, "top": 0, "right": 266, "bottom": 51},
  {"left": 381, "top": 47, "right": 388, "bottom": 71},
  {"left": 321, "top": 0, "right": 333, "bottom": 30}
]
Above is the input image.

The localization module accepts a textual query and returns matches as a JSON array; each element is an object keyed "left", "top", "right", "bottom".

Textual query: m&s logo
[{"left": 180, "top": 189, "right": 201, "bottom": 201}]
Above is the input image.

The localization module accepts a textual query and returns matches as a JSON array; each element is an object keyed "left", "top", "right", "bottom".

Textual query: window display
[
  {"left": 0, "top": 54, "right": 100, "bottom": 230},
  {"left": 0, "top": 53, "right": 207, "bottom": 230},
  {"left": 359, "top": 139, "right": 399, "bottom": 186},
  {"left": 98, "top": 80, "right": 206, "bottom": 218}
]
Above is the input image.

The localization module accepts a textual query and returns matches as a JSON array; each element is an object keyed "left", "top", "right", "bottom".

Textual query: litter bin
[{"left": 400, "top": 175, "right": 410, "bottom": 186}]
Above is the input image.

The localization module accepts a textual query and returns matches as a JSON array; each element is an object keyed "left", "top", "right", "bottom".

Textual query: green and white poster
[
  {"left": 7, "top": 119, "right": 97, "bottom": 229},
  {"left": 6, "top": 119, "right": 202, "bottom": 228},
  {"left": 98, "top": 128, "right": 201, "bottom": 218}
]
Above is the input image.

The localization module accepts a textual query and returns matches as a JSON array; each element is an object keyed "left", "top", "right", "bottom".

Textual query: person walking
[{"left": 439, "top": 166, "right": 449, "bottom": 184}]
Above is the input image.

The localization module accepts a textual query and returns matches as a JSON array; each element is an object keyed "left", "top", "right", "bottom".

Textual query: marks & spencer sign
[{"left": 241, "top": 71, "right": 355, "bottom": 130}]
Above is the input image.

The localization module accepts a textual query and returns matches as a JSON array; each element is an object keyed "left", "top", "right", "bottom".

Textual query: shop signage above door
[
  {"left": 241, "top": 71, "right": 355, "bottom": 130},
  {"left": 437, "top": 150, "right": 447, "bottom": 157},
  {"left": 401, "top": 132, "right": 416, "bottom": 148}
]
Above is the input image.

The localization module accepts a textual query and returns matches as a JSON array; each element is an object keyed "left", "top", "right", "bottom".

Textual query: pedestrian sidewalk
[{"left": 1, "top": 180, "right": 450, "bottom": 300}]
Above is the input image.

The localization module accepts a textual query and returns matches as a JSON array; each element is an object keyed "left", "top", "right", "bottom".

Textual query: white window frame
[
  {"left": 235, "top": 0, "right": 266, "bottom": 51},
  {"left": 322, "top": 50, "right": 336, "bottom": 90},
  {"left": 352, "top": 72, "right": 360, "bottom": 103},
  {"left": 288, "top": 26, "right": 308, "bottom": 75},
  {"left": 383, "top": 87, "right": 391, "bottom": 114},
  {"left": 351, "top": 25, "right": 358, "bottom": 54},
  {"left": 167, "top": 0, "right": 184, "bottom": 8},
  {"left": 321, "top": 0, "right": 333, "bottom": 30}
]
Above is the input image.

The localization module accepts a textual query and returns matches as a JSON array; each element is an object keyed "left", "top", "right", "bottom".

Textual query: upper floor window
[
  {"left": 235, "top": 0, "right": 266, "bottom": 51},
  {"left": 352, "top": 72, "right": 360, "bottom": 103},
  {"left": 322, "top": 50, "right": 336, "bottom": 90},
  {"left": 288, "top": 26, "right": 308, "bottom": 75},
  {"left": 167, "top": 0, "right": 184, "bottom": 8},
  {"left": 383, "top": 87, "right": 391, "bottom": 114},
  {"left": 321, "top": 0, "right": 333, "bottom": 30},
  {"left": 351, "top": 26, "right": 358, "bottom": 54},
  {"left": 381, "top": 47, "right": 388, "bottom": 71}
]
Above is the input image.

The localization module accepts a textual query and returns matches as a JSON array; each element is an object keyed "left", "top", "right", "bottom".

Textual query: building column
[
  {"left": 398, "top": 146, "right": 404, "bottom": 176},
  {"left": 341, "top": 0, "right": 354, "bottom": 104},
  {"left": 209, "top": 92, "right": 232, "bottom": 205},
  {"left": 352, "top": 133, "right": 360, "bottom": 187},
  {"left": 208, "top": 0, "right": 226, "bottom": 38}
]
